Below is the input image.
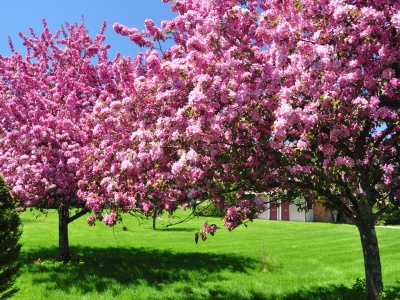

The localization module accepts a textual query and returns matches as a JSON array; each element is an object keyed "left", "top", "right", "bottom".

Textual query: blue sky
[{"left": 0, "top": 0, "right": 177, "bottom": 58}]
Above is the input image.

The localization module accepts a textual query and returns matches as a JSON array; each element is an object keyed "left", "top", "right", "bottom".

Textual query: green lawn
[{"left": 12, "top": 210, "right": 400, "bottom": 300}]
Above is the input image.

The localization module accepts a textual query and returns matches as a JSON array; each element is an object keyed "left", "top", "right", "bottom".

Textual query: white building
[{"left": 257, "top": 195, "right": 314, "bottom": 222}]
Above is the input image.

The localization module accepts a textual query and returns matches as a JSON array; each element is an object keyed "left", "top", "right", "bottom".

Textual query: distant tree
[
  {"left": 0, "top": 20, "right": 115, "bottom": 262},
  {"left": 0, "top": 174, "right": 22, "bottom": 299}
]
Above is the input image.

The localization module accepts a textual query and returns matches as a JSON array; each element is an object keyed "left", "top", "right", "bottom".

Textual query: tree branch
[{"left": 68, "top": 207, "right": 90, "bottom": 224}]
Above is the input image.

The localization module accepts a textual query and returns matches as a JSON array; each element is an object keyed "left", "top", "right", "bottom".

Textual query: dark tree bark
[
  {"left": 58, "top": 205, "right": 70, "bottom": 263},
  {"left": 57, "top": 205, "right": 88, "bottom": 263},
  {"left": 152, "top": 207, "right": 157, "bottom": 230},
  {"left": 355, "top": 213, "right": 383, "bottom": 300}
]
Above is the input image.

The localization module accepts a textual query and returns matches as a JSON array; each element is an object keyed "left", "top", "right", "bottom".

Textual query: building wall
[
  {"left": 258, "top": 195, "right": 347, "bottom": 223},
  {"left": 257, "top": 195, "right": 314, "bottom": 222},
  {"left": 289, "top": 202, "right": 314, "bottom": 222},
  {"left": 313, "top": 200, "right": 336, "bottom": 222}
]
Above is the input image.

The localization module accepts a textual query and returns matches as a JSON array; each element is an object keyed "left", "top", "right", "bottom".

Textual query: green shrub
[
  {"left": 351, "top": 277, "right": 366, "bottom": 299},
  {"left": 0, "top": 174, "right": 22, "bottom": 299},
  {"left": 379, "top": 207, "right": 400, "bottom": 225}
]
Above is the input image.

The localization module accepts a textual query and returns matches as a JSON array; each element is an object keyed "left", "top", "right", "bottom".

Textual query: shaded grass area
[
  {"left": 13, "top": 210, "right": 400, "bottom": 299},
  {"left": 22, "top": 246, "right": 253, "bottom": 297}
]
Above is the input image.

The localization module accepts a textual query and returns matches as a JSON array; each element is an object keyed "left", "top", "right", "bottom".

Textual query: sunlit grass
[{"left": 13, "top": 209, "right": 400, "bottom": 300}]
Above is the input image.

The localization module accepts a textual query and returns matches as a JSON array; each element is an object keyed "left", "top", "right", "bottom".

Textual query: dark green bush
[
  {"left": 0, "top": 174, "right": 22, "bottom": 299},
  {"left": 379, "top": 208, "right": 400, "bottom": 225}
]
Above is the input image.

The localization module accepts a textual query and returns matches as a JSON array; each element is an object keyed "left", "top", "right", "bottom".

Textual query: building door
[
  {"left": 281, "top": 201, "right": 290, "bottom": 221},
  {"left": 269, "top": 199, "right": 278, "bottom": 220}
]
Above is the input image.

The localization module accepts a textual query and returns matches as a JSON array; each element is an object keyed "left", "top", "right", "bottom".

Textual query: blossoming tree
[
  {"left": 81, "top": 0, "right": 398, "bottom": 298},
  {"left": 1, "top": 0, "right": 398, "bottom": 298},
  {"left": 78, "top": 13, "right": 272, "bottom": 232},
  {"left": 0, "top": 20, "right": 115, "bottom": 262}
]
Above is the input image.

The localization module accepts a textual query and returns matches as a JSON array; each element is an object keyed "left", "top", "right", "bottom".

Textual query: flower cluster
[
  {"left": 103, "top": 210, "right": 118, "bottom": 227},
  {"left": 87, "top": 216, "right": 96, "bottom": 226},
  {"left": 195, "top": 221, "right": 218, "bottom": 243},
  {"left": 223, "top": 206, "right": 247, "bottom": 231},
  {"left": 202, "top": 221, "right": 217, "bottom": 234}
]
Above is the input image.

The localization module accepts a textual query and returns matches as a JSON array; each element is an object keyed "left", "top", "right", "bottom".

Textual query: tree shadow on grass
[
  {"left": 21, "top": 246, "right": 255, "bottom": 296},
  {"left": 286, "top": 282, "right": 400, "bottom": 300},
  {"left": 158, "top": 226, "right": 200, "bottom": 232},
  {"left": 20, "top": 247, "right": 400, "bottom": 299},
  {"left": 207, "top": 281, "right": 400, "bottom": 300}
]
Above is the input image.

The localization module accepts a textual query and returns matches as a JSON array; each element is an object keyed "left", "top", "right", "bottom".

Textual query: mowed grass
[{"left": 12, "top": 209, "right": 400, "bottom": 300}]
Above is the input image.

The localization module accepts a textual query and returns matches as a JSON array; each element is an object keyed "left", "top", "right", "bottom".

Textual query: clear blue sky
[{"left": 0, "top": 0, "right": 177, "bottom": 58}]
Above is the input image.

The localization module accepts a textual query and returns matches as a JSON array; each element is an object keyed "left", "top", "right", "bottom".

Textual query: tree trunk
[
  {"left": 355, "top": 215, "right": 383, "bottom": 300},
  {"left": 152, "top": 207, "right": 157, "bottom": 230},
  {"left": 58, "top": 205, "right": 70, "bottom": 262}
]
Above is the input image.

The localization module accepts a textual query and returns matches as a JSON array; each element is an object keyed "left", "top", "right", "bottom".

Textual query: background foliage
[{"left": 0, "top": 175, "right": 22, "bottom": 299}]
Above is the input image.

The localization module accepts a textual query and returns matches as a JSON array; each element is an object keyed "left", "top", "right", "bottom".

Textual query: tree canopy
[{"left": 0, "top": 20, "right": 115, "bottom": 261}]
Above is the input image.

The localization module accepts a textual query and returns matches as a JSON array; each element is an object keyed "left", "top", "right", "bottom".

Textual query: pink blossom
[
  {"left": 142, "top": 202, "right": 152, "bottom": 212},
  {"left": 185, "top": 149, "right": 198, "bottom": 163},
  {"left": 296, "top": 140, "right": 308, "bottom": 149},
  {"left": 144, "top": 19, "right": 163, "bottom": 40},
  {"left": 334, "top": 156, "right": 354, "bottom": 168},
  {"left": 202, "top": 221, "right": 217, "bottom": 233},
  {"left": 121, "top": 160, "right": 134, "bottom": 172},
  {"left": 164, "top": 200, "right": 177, "bottom": 211},
  {"left": 171, "top": 159, "right": 185, "bottom": 175},
  {"left": 103, "top": 210, "right": 117, "bottom": 226},
  {"left": 226, "top": 206, "right": 238, "bottom": 218},
  {"left": 382, "top": 164, "right": 394, "bottom": 179},
  {"left": 87, "top": 216, "right": 96, "bottom": 226},
  {"left": 392, "top": 12, "right": 400, "bottom": 30},
  {"left": 254, "top": 197, "right": 266, "bottom": 213}
]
